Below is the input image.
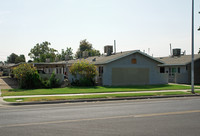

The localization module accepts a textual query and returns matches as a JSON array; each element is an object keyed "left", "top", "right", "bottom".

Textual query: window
[
  {"left": 131, "top": 58, "right": 137, "bottom": 64},
  {"left": 160, "top": 67, "right": 165, "bottom": 73},
  {"left": 172, "top": 68, "right": 176, "bottom": 76},
  {"left": 178, "top": 67, "right": 180, "bottom": 73},
  {"left": 99, "top": 66, "right": 103, "bottom": 74}
]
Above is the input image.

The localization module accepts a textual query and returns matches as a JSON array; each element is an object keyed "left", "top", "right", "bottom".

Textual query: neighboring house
[
  {"left": 67, "top": 49, "right": 168, "bottom": 86},
  {"left": 1, "top": 63, "right": 15, "bottom": 76},
  {"left": 9, "top": 62, "right": 67, "bottom": 84},
  {"left": 33, "top": 61, "right": 67, "bottom": 75},
  {"left": 157, "top": 49, "right": 200, "bottom": 84}
]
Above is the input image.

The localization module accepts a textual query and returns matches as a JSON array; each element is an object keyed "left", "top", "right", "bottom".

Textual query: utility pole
[
  {"left": 198, "top": 12, "right": 200, "bottom": 31},
  {"left": 191, "top": 0, "right": 195, "bottom": 94}
]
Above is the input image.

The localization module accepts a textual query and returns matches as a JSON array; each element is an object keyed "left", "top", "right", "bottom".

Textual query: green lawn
[
  {"left": 2, "top": 84, "right": 200, "bottom": 96},
  {"left": 4, "top": 91, "right": 194, "bottom": 103}
]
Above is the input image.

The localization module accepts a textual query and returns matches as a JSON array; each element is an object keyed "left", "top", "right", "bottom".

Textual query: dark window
[
  {"left": 99, "top": 66, "right": 103, "bottom": 74},
  {"left": 160, "top": 67, "right": 165, "bottom": 73},
  {"left": 178, "top": 67, "right": 180, "bottom": 73}
]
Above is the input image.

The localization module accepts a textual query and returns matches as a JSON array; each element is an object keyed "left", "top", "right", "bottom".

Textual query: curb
[{"left": 2, "top": 94, "right": 200, "bottom": 106}]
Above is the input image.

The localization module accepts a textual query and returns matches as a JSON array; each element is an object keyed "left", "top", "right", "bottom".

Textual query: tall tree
[
  {"left": 7, "top": 53, "right": 26, "bottom": 64},
  {"left": 28, "top": 41, "right": 57, "bottom": 62},
  {"left": 7, "top": 53, "right": 18, "bottom": 63},
  {"left": 57, "top": 47, "right": 73, "bottom": 61},
  {"left": 75, "top": 39, "right": 100, "bottom": 58},
  {"left": 15, "top": 55, "right": 26, "bottom": 64}
]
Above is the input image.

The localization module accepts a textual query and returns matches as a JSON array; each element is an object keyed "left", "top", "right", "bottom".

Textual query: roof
[
  {"left": 67, "top": 50, "right": 164, "bottom": 65},
  {"left": 7, "top": 50, "right": 164, "bottom": 68},
  {"left": 157, "top": 54, "right": 200, "bottom": 66}
]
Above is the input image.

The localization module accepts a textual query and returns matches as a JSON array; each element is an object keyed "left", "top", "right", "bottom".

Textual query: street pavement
[{"left": 0, "top": 97, "right": 200, "bottom": 136}]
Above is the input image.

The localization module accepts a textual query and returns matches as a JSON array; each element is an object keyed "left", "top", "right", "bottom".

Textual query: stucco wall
[
  {"left": 175, "top": 73, "right": 188, "bottom": 84},
  {"left": 102, "top": 53, "right": 168, "bottom": 86}
]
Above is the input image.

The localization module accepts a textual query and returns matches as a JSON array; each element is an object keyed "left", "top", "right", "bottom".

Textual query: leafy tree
[
  {"left": 58, "top": 47, "right": 73, "bottom": 61},
  {"left": 69, "top": 60, "right": 98, "bottom": 86},
  {"left": 7, "top": 53, "right": 18, "bottom": 63},
  {"left": 13, "top": 64, "right": 42, "bottom": 89},
  {"left": 75, "top": 39, "right": 100, "bottom": 58},
  {"left": 7, "top": 53, "right": 26, "bottom": 64},
  {"left": 15, "top": 55, "right": 26, "bottom": 64},
  {"left": 28, "top": 41, "right": 57, "bottom": 62},
  {"left": 198, "top": 48, "right": 200, "bottom": 54}
]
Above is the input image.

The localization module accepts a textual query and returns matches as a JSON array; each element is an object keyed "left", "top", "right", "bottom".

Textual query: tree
[
  {"left": 75, "top": 39, "right": 100, "bottom": 58},
  {"left": 7, "top": 53, "right": 18, "bottom": 63},
  {"left": 69, "top": 60, "right": 98, "bottom": 86},
  {"left": 198, "top": 48, "right": 200, "bottom": 54},
  {"left": 58, "top": 47, "right": 73, "bottom": 61},
  {"left": 13, "top": 64, "right": 42, "bottom": 89},
  {"left": 15, "top": 55, "right": 26, "bottom": 64},
  {"left": 28, "top": 41, "right": 57, "bottom": 62},
  {"left": 7, "top": 53, "right": 26, "bottom": 64}
]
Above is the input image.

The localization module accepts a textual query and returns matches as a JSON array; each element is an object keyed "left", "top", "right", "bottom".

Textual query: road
[{"left": 0, "top": 97, "right": 200, "bottom": 136}]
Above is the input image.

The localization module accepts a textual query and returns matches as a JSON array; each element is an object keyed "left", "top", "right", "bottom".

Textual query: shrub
[
  {"left": 43, "top": 72, "right": 59, "bottom": 88},
  {"left": 70, "top": 60, "right": 98, "bottom": 86},
  {"left": 13, "top": 64, "right": 42, "bottom": 89}
]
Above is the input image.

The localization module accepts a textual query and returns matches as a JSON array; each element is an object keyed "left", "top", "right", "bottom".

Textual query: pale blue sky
[{"left": 0, "top": 0, "right": 200, "bottom": 61}]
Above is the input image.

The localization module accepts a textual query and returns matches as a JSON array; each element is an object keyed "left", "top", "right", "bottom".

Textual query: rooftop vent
[
  {"left": 104, "top": 45, "right": 113, "bottom": 56},
  {"left": 92, "top": 58, "right": 96, "bottom": 61}
]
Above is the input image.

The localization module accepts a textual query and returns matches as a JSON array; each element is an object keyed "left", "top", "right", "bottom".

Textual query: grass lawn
[
  {"left": 4, "top": 91, "right": 197, "bottom": 103},
  {"left": 1, "top": 84, "right": 200, "bottom": 96}
]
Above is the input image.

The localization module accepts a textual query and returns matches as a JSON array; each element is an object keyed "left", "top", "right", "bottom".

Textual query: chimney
[
  {"left": 82, "top": 51, "right": 89, "bottom": 58},
  {"left": 46, "top": 58, "right": 50, "bottom": 63},
  {"left": 114, "top": 40, "right": 116, "bottom": 54}
]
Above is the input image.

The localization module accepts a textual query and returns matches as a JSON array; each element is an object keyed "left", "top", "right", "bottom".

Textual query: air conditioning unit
[
  {"left": 104, "top": 45, "right": 113, "bottom": 56},
  {"left": 173, "top": 48, "right": 181, "bottom": 56}
]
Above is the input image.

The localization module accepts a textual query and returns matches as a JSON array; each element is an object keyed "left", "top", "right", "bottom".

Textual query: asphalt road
[{"left": 0, "top": 97, "right": 200, "bottom": 136}]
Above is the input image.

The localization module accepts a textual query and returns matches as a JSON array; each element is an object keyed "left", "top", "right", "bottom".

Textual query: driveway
[{"left": 0, "top": 77, "right": 18, "bottom": 89}]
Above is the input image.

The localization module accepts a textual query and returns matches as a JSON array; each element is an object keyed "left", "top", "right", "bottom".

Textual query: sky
[{"left": 0, "top": 0, "right": 200, "bottom": 62}]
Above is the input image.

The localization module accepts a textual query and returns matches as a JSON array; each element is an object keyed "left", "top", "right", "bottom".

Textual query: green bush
[
  {"left": 70, "top": 60, "right": 98, "bottom": 86},
  {"left": 13, "top": 64, "right": 42, "bottom": 89},
  {"left": 43, "top": 72, "right": 60, "bottom": 88}
]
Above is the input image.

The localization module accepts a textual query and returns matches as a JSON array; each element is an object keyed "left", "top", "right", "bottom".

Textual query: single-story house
[
  {"left": 67, "top": 50, "right": 168, "bottom": 86},
  {"left": 8, "top": 62, "right": 67, "bottom": 84},
  {"left": 157, "top": 53, "right": 200, "bottom": 84}
]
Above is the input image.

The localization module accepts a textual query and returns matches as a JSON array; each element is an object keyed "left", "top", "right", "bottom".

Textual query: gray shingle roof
[
  {"left": 157, "top": 54, "right": 200, "bottom": 66},
  {"left": 67, "top": 50, "right": 163, "bottom": 65}
]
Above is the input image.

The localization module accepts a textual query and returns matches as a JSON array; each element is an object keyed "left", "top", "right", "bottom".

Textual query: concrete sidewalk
[{"left": 2, "top": 89, "right": 190, "bottom": 99}]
